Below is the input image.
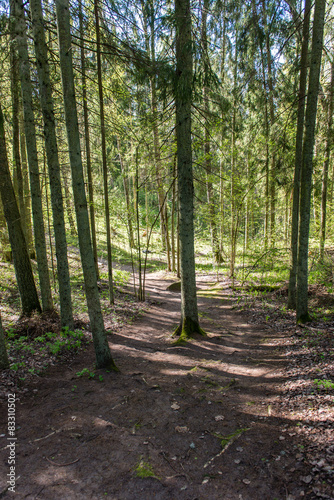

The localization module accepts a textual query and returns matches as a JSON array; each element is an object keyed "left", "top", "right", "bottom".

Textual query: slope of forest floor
[{"left": 0, "top": 269, "right": 334, "bottom": 499}]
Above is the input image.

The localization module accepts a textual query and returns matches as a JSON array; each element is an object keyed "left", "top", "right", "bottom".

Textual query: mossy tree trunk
[
  {"left": 61, "top": 168, "right": 77, "bottom": 237},
  {"left": 0, "top": 104, "right": 41, "bottom": 316},
  {"left": 79, "top": 0, "right": 99, "bottom": 279},
  {"left": 30, "top": 0, "right": 74, "bottom": 329},
  {"left": 14, "top": 0, "right": 53, "bottom": 312},
  {"left": 94, "top": 0, "right": 114, "bottom": 304},
  {"left": 173, "top": 0, "right": 205, "bottom": 343},
  {"left": 9, "top": 6, "right": 24, "bottom": 219},
  {"left": 287, "top": 0, "right": 311, "bottom": 310},
  {"left": 296, "top": 0, "right": 326, "bottom": 323},
  {"left": 319, "top": 59, "right": 334, "bottom": 261},
  {"left": 19, "top": 111, "right": 34, "bottom": 256},
  {"left": 56, "top": 0, "right": 117, "bottom": 370}
]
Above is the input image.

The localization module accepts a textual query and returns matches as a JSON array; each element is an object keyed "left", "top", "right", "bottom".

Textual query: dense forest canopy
[{"left": 0, "top": 0, "right": 333, "bottom": 355}]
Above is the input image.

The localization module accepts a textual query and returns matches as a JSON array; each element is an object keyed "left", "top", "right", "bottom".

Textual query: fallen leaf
[
  {"left": 175, "top": 426, "right": 189, "bottom": 433},
  {"left": 171, "top": 403, "right": 180, "bottom": 410}
]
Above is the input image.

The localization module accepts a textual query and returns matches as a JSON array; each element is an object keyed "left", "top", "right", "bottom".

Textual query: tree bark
[
  {"left": 30, "top": 0, "right": 74, "bottom": 329},
  {"left": 0, "top": 104, "right": 41, "bottom": 316},
  {"left": 142, "top": 1, "right": 171, "bottom": 268},
  {"left": 173, "top": 0, "right": 205, "bottom": 343},
  {"left": 19, "top": 110, "right": 34, "bottom": 256},
  {"left": 319, "top": 58, "right": 334, "bottom": 260},
  {"left": 56, "top": 0, "right": 117, "bottom": 369},
  {"left": 201, "top": 0, "right": 220, "bottom": 264},
  {"left": 9, "top": 6, "right": 24, "bottom": 219},
  {"left": 79, "top": 0, "right": 99, "bottom": 279},
  {"left": 0, "top": 314, "right": 9, "bottom": 370},
  {"left": 296, "top": 0, "right": 326, "bottom": 323},
  {"left": 262, "top": 0, "right": 276, "bottom": 247},
  {"left": 94, "top": 0, "right": 114, "bottom": 304},
  {"left": 288, "top": 0, "right": 311, "bottom": 309},
  {"left": 117, "top": 136, "right": 135, "bottom": 248},
  {"left": 61, "top": 168, "right": 77, "bottom": 237},
  {"left": 14, "top": 0, "right": 53, "bottom": 312}
]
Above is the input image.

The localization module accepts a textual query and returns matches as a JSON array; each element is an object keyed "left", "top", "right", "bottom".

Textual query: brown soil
[{"left": 0, "top": 272, "right": 333, "bottom": 499}]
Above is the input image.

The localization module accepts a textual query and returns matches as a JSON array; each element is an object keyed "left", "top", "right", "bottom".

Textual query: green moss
[
  {"left": 215, "top": 428, "right": 249, "bottom": 449},
  {"left": 172, "top": 316, "right": 206, "bottom": 345},
  {"left": 134, "top": 457, "right": 157, "bottom": 478}
]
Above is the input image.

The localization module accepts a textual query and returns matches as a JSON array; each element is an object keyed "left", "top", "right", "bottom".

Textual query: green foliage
[
  {"left": 100, "top": 269, "right": 130, "bottom": 287},
  {"left": 134, "top": 457, "right": 157, "bottom": 478},
  {"left": 7, "top": 328, "right": 88, "bottom": 376},
  {"left": 76, "top": 367, "right": 96, "bottom": 379},
  {"left": 10, "top": 361, "right": 25, "bottom": 371},
  {"left": 309, "top": 252, "right": 334, "bottom": 287},
  {"left": 313, "top": 379, "right": 334, "bottom": 391}
]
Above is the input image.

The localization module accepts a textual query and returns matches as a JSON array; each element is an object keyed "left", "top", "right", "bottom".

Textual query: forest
[{"left": 0, "top": 0, "right": 333, "bottom": 498}]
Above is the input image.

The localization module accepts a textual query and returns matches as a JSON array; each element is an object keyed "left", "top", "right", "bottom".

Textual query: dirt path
[{"left": 0, "top": 272, "right": 323, "bottom": 499}]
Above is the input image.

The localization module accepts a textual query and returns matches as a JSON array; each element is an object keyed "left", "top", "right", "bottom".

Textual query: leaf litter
[{"left": 0, "top": 271, "right": 333, "bottom": 499}]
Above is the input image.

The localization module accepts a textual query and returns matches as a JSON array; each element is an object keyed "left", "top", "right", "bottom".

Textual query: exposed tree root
[
  {"left": 172, "top": 317, "right": 206, "bottom": 345},
  {"left": 297, "top": 312, "right": 312, "bottom": 324}
]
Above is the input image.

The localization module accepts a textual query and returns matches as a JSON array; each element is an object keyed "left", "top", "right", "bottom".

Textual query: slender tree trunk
[
  {"left": 171, "top": 154, "right": 177, "bottom": 272},
  {"left": 0, "top": 197, "right": 9, "bottom": 253},
  {"left": 230, "top": 106, "right": 236, "bottom": 278},
  {"left": 296, "top": 0, "right": 326, "bottom": 323},
  {"left": 288, "top": 0, "right": 311, "bottom": 309},
  {"left": 319, "top": 59, "right": 334, "bottom": 260},
  {"left": 173, "top": 0, "right": 205, "bottom": 342},
  {"left": 9, "top": 10, "right": 24, "bottom": 218},
  {"left": 19, "top": 110, "right": 34, "bottom": 256},
  {"left": 259, "top": 39, "right": 270, "bottom": 249},
  {"left": 0, "top": 314, "right": 9, "bottom": 370},
  {"left": 219, "top": 4, "right": 226, "bottom": 258},
  {"left": 285, "top": 188, "right": 289, "bottom": 245},
  {"left": 61, "top": 168, "right": 77, "bottom": 236},
  {"left": 14, "top": 0, "right": 53, "bottom": 312},
  {"left": 43, "top": 150, "right": 57, "bottom": 291},
  {"left": 0, "top": 104, "right": 41, "bottom": 316},
  {"left": 94, "top": 0, "right": 114, "bottom": 304},
  {"left": 143, "top": 2, "right": 171, "bottom": 268},
  {"left": 79, "top": 0, "right": 99, "bottom": 279},
  {"left": 56, "top": 0, "right": 117, "bottom": 369},
  {"left": 117, "top": 136, "right": 135, "bottom": 248},
  {"left": 201, "top": 0, "right": 220, "bottom": 264},
  {"left": 230, "top": 44, "right": 238, "bottom": 278},
  {"left": 177, "top": 177, "right": 180, "bottom": 278},
  {"left": 145, "top": 171, "right": 149, "bottom": 246},
  {"left": 30, "top": 0, "right": 74, "bottom": 329},
  {"left": 220, "top": 0, "right": 226, "bottom": 84},
  {"left": 262, "top": 0, "right": 276, "bottom": 247},
  {"left": 135, "top": 157, "right": 144, "bottom": 301}
]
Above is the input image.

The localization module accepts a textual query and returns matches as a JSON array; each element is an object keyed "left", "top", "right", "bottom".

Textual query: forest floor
[{"left": 0, "top": 269, "right": 334, "bottom": 499}]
